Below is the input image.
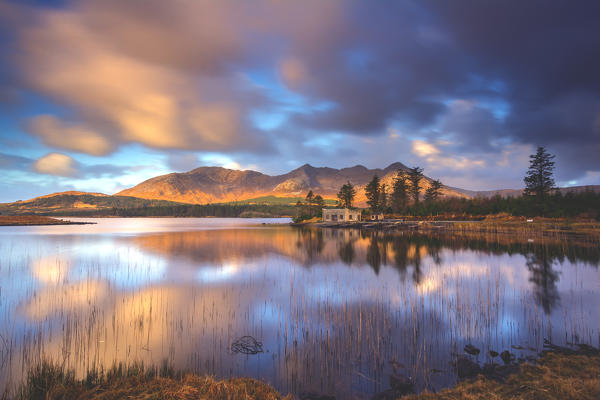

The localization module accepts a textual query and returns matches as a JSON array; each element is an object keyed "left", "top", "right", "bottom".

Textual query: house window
[
  {"left": 325, "top": 215, "right": 330, "bottom": 220},
  {"left": 339, "top": 215, "right": 344, "bottom": 220},
  {"left": 349, "top": 214, "right": 353, "bottom": 220}
]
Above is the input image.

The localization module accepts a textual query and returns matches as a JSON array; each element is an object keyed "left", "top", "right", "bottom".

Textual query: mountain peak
[
  {"left": 297, "top": 163, "right": 315, "bottom": 170},
  {"left": 384, "top": 162, "right": 408, "bottom": 172}
]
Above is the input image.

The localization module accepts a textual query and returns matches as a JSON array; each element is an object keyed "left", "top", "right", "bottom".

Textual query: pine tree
[
  {"left": 365, "top": 175, "right": 380, "bottom": 212},
  {"left": 407, "top": 166, "right": 424, "bottom": 205},
  {"left": 314, "top": 194, "right": 324, "bottom": 208},
  {"left": 305, "top": 190, "right": 314, "bottom": 204},
  {"left": 337, "top": 181, "right": 356, "bottom": 208},
  {"left": 314, "top": 195, "right": 324, "bottom": 216},
  {"left": 379, "top": 184, "right": 388, "bottom": 211},
  {"left": 424, "top": 179, "right": 443, "bottom": 202},
  {"left": 305, "top": 190, "right": 315, "bottom": 216},
  {"left": 391, "top": 170, "right": 408, "bottom": 213},
  {"left": 524, "top": 147, "right": 556, "bottom": 200}
]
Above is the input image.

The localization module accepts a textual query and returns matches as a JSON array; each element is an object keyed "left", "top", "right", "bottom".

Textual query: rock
[
  {"left": 389, "top": 373, "right": 415, "bottom": 394},
  {"left": 500, "top": 350, "right": 515, "bottom": 365},
  {"left": 455, "top": 356, "right": 482, "bottom": 379},
  {"left": 489, "top": 350, "right": 499, "bottom": 358},
  {"left": 464, "top": 344, "right": 481, "bottom": 356}
]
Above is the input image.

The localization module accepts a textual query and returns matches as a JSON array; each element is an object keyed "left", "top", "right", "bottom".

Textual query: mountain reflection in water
[{"left": 0, "top": 219, "right": 598, "bottom": 398}]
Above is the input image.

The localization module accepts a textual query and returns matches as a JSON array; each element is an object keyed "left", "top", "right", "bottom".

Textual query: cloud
[
  {"left": 412, "top": 140, "right": 440, "bottom": 157},
  {"left": 29, "top": 115, "right": 114, "bottom": 156},
  {"left": 33, "top": 153, "right": 78, "bottom": 177},
  {"left": 411, "top": 139, "right": 485, "bottom": 172},
  {"left": 16, "top": 1, "right": 274, "bottom": 155},
  {"left": 29, "top": 152, "right": 126, "bottom": 179},
  {"left": 0, "top": 0, "right": 598, "bottom": 190},
  {"left": 0, "top": 152, "right": 32, "bottom": 170},
  {"left": 279, "top": 58, "right": 309, "bottom": 90}
]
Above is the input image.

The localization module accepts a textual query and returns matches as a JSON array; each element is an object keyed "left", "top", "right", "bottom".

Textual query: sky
[{"left": 0, "top": 0, "right": 599, "bottom": 202}]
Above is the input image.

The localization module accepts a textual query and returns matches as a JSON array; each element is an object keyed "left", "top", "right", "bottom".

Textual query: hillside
[
  {"left": 116, "top": 162, "right": 469, "bottom": 205},
  {"left": 0, "top": 192, "right": 187, "bottom": 215}
]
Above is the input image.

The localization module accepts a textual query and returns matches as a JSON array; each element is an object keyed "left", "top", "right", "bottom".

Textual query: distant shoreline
[
  {"left": 294, "top": 218, "right": 600, "bottom": 241},
  {"left": 0, "top": 215, "right": 96, "bottom": 226}
]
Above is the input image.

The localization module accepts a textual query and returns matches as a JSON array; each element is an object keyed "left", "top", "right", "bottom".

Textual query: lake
[{"left": 0, "top": 218, "right": 598, "bottom": 398}]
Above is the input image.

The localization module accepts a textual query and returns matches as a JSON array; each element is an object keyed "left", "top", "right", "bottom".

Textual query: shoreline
[
  {"left": 0, "top": 215, "right": 96, "bottom": 226},
  {"left": 10, "top": 345, "right": 599, "bottom": 400},
  {"left": 293, "top": 219, "right": 600, "bottom": 241}
]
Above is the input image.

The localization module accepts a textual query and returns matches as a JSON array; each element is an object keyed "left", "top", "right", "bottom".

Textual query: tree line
[
  {"left": 31, "top": 203, "right": 298, "bottom": 218},
  {"left": 314, "top": 147, "right": 600, "bottom": 219}
]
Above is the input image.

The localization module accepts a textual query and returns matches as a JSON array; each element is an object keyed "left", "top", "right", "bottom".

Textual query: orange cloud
[
  {"left": 412, "top": 140, "right": 440, "bottom": 157},
  {"left": 29, "top": 115, "right": 113, "bottom": 156},
  {"left": 412, "top": 139, "right": 485, "bottom": 171},
  {"left": 17, "top": 2, "right": 286, "bottom": 155},
  {"left": 279, "top": 57, "right": 309, "bottom": 89},
  {"left": 33, "top": 153, "right": 78, "bottom": 177}
]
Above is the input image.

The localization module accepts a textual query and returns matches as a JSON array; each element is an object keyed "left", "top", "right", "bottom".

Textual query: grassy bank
[
  {"left": 10, "top": 362, "right": 291, "bottom": 400},
  {"left": 0, "top": 215, "right": 93, "bottom": 226},
  {"left": 314, "top": 217, "right": 600, "bottom": 241},
  {"left": 8, "top": 349, "right": 599, "bottom": 400},
  {"left": 405, "top": 350, "right": 600, "bottom": 400}
]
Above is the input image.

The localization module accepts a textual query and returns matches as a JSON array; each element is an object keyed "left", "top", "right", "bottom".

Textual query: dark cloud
[
  {"left": 0, "top": 152, "right": 32, "bottom": 170},
  {"left": 422, "top": 0, "right": 600, "bottom": 179}
]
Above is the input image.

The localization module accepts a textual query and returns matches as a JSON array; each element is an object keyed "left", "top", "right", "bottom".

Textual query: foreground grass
[
  {"left": 405, "top": 351, "right": 600, "bottom": 400},
  {"left": 9, "top": 350, "right": 599, "bottom": 399},
  {"left": 12, "top": 362, "right": 291, "bottom": 400}
]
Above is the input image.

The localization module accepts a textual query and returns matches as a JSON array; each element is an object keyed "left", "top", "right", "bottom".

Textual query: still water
[{"left": 0, "top": 218, "right": 598, "bottom": 398}]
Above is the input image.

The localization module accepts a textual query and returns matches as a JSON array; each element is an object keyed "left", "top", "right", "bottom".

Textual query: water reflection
[
  {"left": 526, "top": 252, "right": 560, "bottom": 314},
  {"left": 0, "top": 220, "right": 598, "bottom": 398}
]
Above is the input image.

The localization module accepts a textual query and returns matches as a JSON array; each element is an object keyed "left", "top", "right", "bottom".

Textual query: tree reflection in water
[
  {"left": 526, "top": 251, "right": 560, "bottom": 314},
  {"left": 308, "top": 228, "right": 598, "bottom": 296}
]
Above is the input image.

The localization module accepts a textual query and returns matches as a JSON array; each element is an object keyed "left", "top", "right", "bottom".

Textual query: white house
[{"left": 322, "top": 208, "right": 362, "bottom": 222}]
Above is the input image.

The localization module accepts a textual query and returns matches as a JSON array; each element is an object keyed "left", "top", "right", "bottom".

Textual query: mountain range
[
  {"left": 116, "top": 162, "right": 468, "bottom": 204},
  {"left": 1, "top": 163, "right": 599, "bottom": 214}
]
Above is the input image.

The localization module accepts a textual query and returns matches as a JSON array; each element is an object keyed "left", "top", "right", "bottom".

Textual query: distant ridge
[
  {"left": 116, "top": 162, "right": 468, "bottom": 205},
  {"left": 3, "top": 164, "right": 598, "bottom": 211}
]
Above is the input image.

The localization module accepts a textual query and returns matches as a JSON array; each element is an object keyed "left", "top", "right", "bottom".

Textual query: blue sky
[{"left": 0, "top": 0, "right": 599, "bottom": 202}]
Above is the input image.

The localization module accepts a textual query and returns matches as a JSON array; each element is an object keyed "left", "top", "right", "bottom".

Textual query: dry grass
[
  {"left": 11, "top": 352, "right": 599, "bottom": 400},
  {"left": 404, "top": 352, "right": 600, "bottom": 400},
  {"left": 14, "top": 362, "right": 292, "bottom": 400},
  {"left": 0, "top": 215, "right": 72, "bottom": 226}
]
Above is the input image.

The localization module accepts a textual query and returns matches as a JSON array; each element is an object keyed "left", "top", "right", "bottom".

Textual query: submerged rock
[
  {"left": 500, "top": 350, "right": 515, "bottom": 365},
  {"left": 389, "top": 373, "right": 415, "bottom": 394},
  {"left": 455, "top": 356, "right": 482, "bottom": 379},
  {"left": 464, "top": 344, "right": 481, "bottom": 356}
]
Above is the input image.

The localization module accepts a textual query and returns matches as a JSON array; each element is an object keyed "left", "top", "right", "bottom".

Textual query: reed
[{"left": 0, "top": 223, "right": 597, "bottom": 398}]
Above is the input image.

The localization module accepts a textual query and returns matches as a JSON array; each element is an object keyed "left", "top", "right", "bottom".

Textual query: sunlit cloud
[
  {"left": 18, "top": 2, "right": 272, "bottom": 155},
  {"left": 279, "top": 57, "right": 309, "bottom": 90},
  {"left": 412, "top": 140, "right": 441, "bottom": 157},
  {"left": 29, "top": 115, "right": 114, "bottom": 156},
  {"left": 33, "top": 153, "right": 78, "bottom": 177}
]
